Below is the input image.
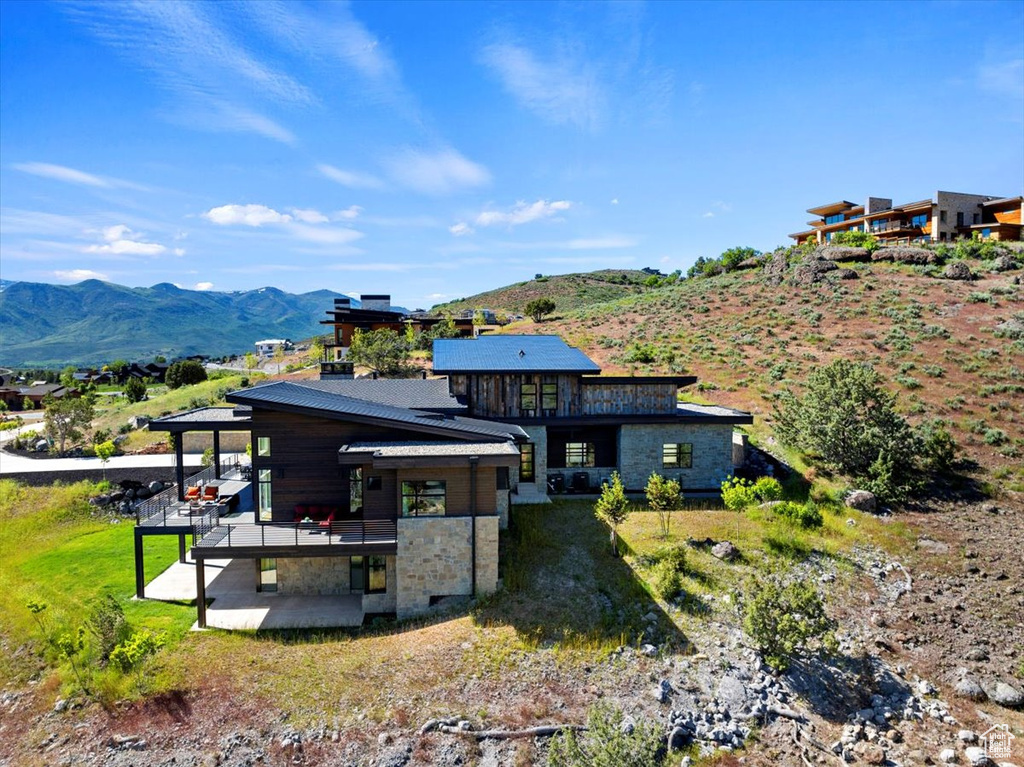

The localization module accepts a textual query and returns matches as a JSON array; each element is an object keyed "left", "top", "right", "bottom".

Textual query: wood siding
[
  {"left": 581, "top": 382, "right": 677, "bottom": 415},
  {"left": 995, "top": 208, "right": 1022, "bottom": 225},
  {"left": 457, "top": 374, "right": 581, "bottom": 418},
  {"left": 251, "top": 409, "right": 491, "bottom": 524}
]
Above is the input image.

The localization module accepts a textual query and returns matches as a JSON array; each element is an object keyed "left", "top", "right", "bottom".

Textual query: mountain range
[{"left": 0, "top": 280, "right": 347, "bottom": 367}]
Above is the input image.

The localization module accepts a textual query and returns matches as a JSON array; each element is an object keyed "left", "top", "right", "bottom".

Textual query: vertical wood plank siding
[
  {"left": 455, "top": 374, "right": 677, "bottom": 417},
  {"left": 581, "top": 382, "right": 677, "bottom": 415}
]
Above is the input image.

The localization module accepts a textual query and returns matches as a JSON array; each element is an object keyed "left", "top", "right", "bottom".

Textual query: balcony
[
  {"left": 869, "top": 220, "right": 923, "bottom": 235},
  {"left": 193, "top": 518, "right": 398, "bottom": 558},
  {"left": 320, "top": 360, "right": 354, "bottom": 377}
]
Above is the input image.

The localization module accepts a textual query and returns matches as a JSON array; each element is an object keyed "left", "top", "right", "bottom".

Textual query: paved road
[{"left": 0, "top": 450, "right": 245, "bottom": 474}]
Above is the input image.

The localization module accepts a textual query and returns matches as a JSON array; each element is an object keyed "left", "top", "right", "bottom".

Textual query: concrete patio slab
[{"left": 136, "top": 554, "right": 236, "bottom": 601}]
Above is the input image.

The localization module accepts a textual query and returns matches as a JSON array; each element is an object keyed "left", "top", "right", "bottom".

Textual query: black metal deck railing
[
  {"left": 135, "top": 455, "right": 244, "bottom": 526},
  {"left": 195, "top": 519, "right": 398, "bottom": 550}
]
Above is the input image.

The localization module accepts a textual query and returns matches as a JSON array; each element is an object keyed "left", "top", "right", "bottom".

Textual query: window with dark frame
[
  {"left": 257, "top": 436, "right": 271, "bottom": 457},
  {"left": 257, "top": 468, "right": 273, "bottom": 521},
  {"left": 519, "top": 443, "right": 535, "bottom": 482},
  {"left": 349, "top": 467, "right": 363, "bottom": 512},
  {"left": 401, "top": 480, "right": 446, "bottom": 516},
  {"left": 520, "top": 383, "right": 537, "bottom": 413},
  {"left": 541, "top": 383, "right": 558, "bottom": 413},
  {"left": 662, "top": 442, "right": 693, "bottom": 469},
  {"left": 367, "top": 475, "right": 382, "bottom": 491},
  {"left": 367, "top": 556, "right": 387, "bottom": 593},
  {"left": 565, "top": 442, "right": 595, "bottom": 468}
]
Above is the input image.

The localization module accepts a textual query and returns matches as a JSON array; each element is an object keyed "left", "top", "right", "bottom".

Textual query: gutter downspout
[{"left": 469, "top": 456, "right": 478, "bottom": 597}]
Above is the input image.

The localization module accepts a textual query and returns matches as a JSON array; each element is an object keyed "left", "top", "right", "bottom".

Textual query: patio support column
[
  {"left": 469, "top": 456, "right": 478, "bottom": 597},
  {"left": 174, "top": 433, "right": 185, "bottom": 502},
  {"left": 196, "top": 560, "right": 207, "bottom": 629},
  {"left": 213, "top": 431, "right": 221, "bottom": 479},
  {"left": 134, "top": 528, "right": 145, "bottom": 599},
  {"left": 178, "top": 533, "right": 187, "bottom": 564}
]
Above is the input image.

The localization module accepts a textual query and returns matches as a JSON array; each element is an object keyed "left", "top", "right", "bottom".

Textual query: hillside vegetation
[
  {"left": 445, "top": 249, "right": 1024, "bottom": 488},
  {"left": 0, "top": 280, "right": 344, "bottom": 367}
]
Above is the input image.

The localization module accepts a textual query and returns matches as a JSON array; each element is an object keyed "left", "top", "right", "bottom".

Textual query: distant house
[
  {"left": 73, "top": 369, "right": 113, "bottom": 385},
  {"left": 254, "top": 339, "right": 292, "bottom": 358},
  {"left": 0, "top": 383, "right": 81, "bottom": 410},
  {"left": 790, "top": 191, "right": 1023, "bottom": 245}
]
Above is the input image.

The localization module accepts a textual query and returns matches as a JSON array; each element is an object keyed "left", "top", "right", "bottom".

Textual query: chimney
[
  {"left": 334, "top": 297, "right": 352, "bottom": 310},
  {"left": 865, "top": 197, "right": 892, "bottom": 215}
]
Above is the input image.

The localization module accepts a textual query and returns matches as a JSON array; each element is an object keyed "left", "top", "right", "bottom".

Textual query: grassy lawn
[{"left": 0, "top": 480, "right": 191, "bottom": 689}]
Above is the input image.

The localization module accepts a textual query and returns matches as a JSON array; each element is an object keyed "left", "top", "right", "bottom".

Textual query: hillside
[
  {"left": 431, "top": 268, "right": 658, "bottom": 316},
  {"left": 0, "top": 280, "right": 344, "bottom": 367},
  {"left": 456, "top": 251, "right": 1024, "bottom": 486}
]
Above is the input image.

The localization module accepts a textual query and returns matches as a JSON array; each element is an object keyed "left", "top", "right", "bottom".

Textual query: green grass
[{"left": 0, "top": 479, "right": 191, "bottom": 690}]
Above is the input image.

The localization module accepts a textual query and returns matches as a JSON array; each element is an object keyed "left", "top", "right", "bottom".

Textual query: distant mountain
[{"left": 0, "top": 280, "right": 346, "bottom": 367}]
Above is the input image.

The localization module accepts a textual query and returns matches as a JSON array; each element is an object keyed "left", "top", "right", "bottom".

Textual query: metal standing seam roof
[
  {"left": 339, "top": 441, "right": 520, "bottom": 458},
  {"left": 433, "top": 335, "right": 601, "bottom": 374},
  {"left": 676, "top": 402, "right": 754, "bottom": 423},
  {"left": 150, "top": 406, "right": 253, "bottom": 425},
  {"left": 226, "top": 381, "right": 525, "bottom": 441},
  {"left": 296, "top": 378, "right": 465, "bottom": 412}
]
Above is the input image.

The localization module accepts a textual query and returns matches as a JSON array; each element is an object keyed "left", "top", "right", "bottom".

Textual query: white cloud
[
  {"left": 174, "top": 248, "right": 187, "bottom": 256},
  {"left": 426, "top": 292, "right": 448, "bottom": 300},
  {"left": 54, "top": 268, "right": 109, "bottom": 282},
  {"left": 475, "top": 199, "right": 571, "bottom": 228},
  {"left": 14, "top": 162, "right": 108, "bottom": 187},
  {"left": 449, "top": 222, "right": 474, "bottom": 237},
  {"left": 194, "top": 281, "right": 215, "bottom": 291},
  {"left": 383, "top": 147, "right": 490, "bottom": 195},
  {"left": 333, "top": 205, "right": 363, "bottom": 221},
  {"left": 702, "top": 212, "right": 715, "bottom": 219},
  {"left": 317, "top": 164, "right": 385, "bottom": 190},
  {"left": 292, "top": 208, "right": 329, "bottom": 224},
  {"left": 610, "top": 198, "right": 619, "bottom": 205},
  {"left": 203, "top": 204, "right": 293, "bottom": 226},
  {"left": 481, "top": 42, "right": 605, "bottom": 130},
  {"left": 84, "top": 225, "right": 167, "bottom": 256}
]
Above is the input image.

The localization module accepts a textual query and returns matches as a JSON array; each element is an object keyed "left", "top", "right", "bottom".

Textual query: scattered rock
[
  {"left": 711, "top": 541, "right": 739, "bottom": 562},
  {"left": 939, "top": 747, "right": 957, "bottom": 763},
  {"left": 53, "top": 698, "right": 67, "bottom": 713},
  {"left": 984, "top": 680, "right": 1024, "bottom": 709},
  {"left": 792, "top": 257, "right": 838, "bottom": 285},
  {"left": 872, "top": 246, "right": 937, "bottom": 265},
  {"left": 958, "top": 730, "right": 977, "bottom": 744},
  {"left": 819, "top": 246, "right": 870, "bottom": 262},
  {"left": 943, "top": 261, "right": 974, "bottom": 281},
  {"left": 996, "top": 318, "right": 1024, "bottom": 339},
  {"left": 845, "top": 490, "right": 877, "bottom": 514},
  {"left": 991, "top": 255, "right": 1019, "bottom": 272},
  {"left": 964, "top": 746, "right": 995, "bottom": 766},
  {"left": 148, "top": 480, "right": 165, "bottom": 494},
  {"left": 127, "top": 415, "right": 151, "bottom": 430},
  {"left": 918, "top": 537, "right": 951, "bottom": 555},
  {"left": 763, "top": 250, "right": 788, "bottom": 287},
  {"left": 652, "top": 679, "right": 673, "bottom": 703},
  {"left": 854, "top": 741, "right": 886, "bottom": 764},
  {"left": 964, "top": 648, "right": 989, "bottom": 662},
  {"left": 836, "top": 267, "right": 860, "bottom": 280},
  {"left": 640, "top": 643, "right": 658, "bottom": 657}
]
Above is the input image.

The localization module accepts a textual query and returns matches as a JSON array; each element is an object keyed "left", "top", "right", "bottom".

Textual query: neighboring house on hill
[
  {"left": 790, "top": 191, "right": 1023, "bottom": 246},
  {"left": 254, "top": 339, "right": 291, "bottom": 358},
  {"left": 1, "top": 383, "right": 81, "bottom": 410},
  {"left": 148, "top": 378, "right": 524, "bottom": 626},
  {"left": 432, "top": 335, "right": 752, "bottom": 501}
]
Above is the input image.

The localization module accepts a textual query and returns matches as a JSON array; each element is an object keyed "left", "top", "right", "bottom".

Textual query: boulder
[
  {"left": 763, "top": 250, "right": 788, "bottom": 287},
  {"left": 991, "top": 255, "right": 1019, "bottom": 272},
  {"left": 711, "top": 541, "right": 739, "bottom": 562},
  {"left": 939, "top": 747, "right": 957, "bottom": 763},
  {"left": 34, "top": 439, "right": 49, "bottom": 452},
  {"left": 792, "top": 258, "right": 838, "bottom": 285},
  {"left": 127, "top": 415, "right": 151, "bottom": 430},
  {"left": 964, "top": 746, "right": 995, "bottom": 766},
  {"left": 854, "top": 741, "right": 886, "bottom": 765},
  {"left": 872, "top": 246, "right": 937, "bottom": 265},
  {"left": 148, "top": 481, "right": 165, "bottom": 494},
  {"left": 984, "top": 680, "right": 1024, "bottom": 709},
  {"left": 845, "top": 490, "right": 877, "bottom": 514},
  {"left": 836, "top": 268, "right": 860, "bottom": 280},
  {"left": 819, "top": 246, "right": 871, "bottom": 262},
  {"left": 943, "top": 261, "right": 974, "bottom": 281},
  {"left": 736, "top": 257, "right": 762, "bottom": 270}
]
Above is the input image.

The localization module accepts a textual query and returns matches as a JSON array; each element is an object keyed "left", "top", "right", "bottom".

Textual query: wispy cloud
[
  {"left": 702, "top": 201, "right": 732, "bottom": 218},
  {"left": 475, "top": 199, "right": 571, "bottom": 228},
  {"left": 54, "top": 268, "right": 109, "bottom": 282},
  {"left": 292, "top": 208, "right": 329, "bottom": 224},
  {"left": 382, "top": 147, "right": 490, "bottom": 195},
  {"left": 333, "top": 206, "right": 363, "bottom": 221},
  {"left": 481, "top": 42, "right": 604, "bottom": 130},
  {"left": 317, "top": 164, "right": 386, "bottom": 190},
  {"left": 84, "top": 225, "right": 167, "bottom": 256},
  {"left": 204, "top": 204, "right": 293, "bottom": 227},
  {"left": 13, "top": 162, "right": 151, "bottom": 191},
  {"left": 449, "top": 222, "right": 474, "bottom": 237}
]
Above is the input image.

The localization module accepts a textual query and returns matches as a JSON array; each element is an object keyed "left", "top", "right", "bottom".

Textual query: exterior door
[{"left": 519, "top": 443, "right": 535, "bottom": 483}]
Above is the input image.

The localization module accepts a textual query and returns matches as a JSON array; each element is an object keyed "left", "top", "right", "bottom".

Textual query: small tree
[
  {"left": 43, "top": 394, "right": 95, "bottom": 455},
  {"left": 594, "top": 472, "right": 630, "bottom": 556},
  {"left": 308, "top": 336, "right": 325, "bottom": 368},
  {"left": 109, "top": 630, "right": 165, "bottom": 685},
  {"left": 122, "top": 376, "right": 146, "bottom": 403},
  {"left": 94, "top": 440, "right": 116, "bottom": 480},
  {"left": 108, "top": 359, "right": 129, "bottom": 380},
  {"left": 645, "top": 472, "right": 682, "bottom": 538},
  {"left": 273, "top": 344, "right": 286, "bottom": 374},
  {"left": 55, "top": 627, "right": 91, "bottom": 695},
  {"left": 22, "top": 396, "right": 34, "bottom": 411},
  {"left": 743, "top": 577, "right": 837, "bottom": 671},
  {"left": 347, "top": 328, "right": 411, "bottom": 377},
  {"left": 244, "top": 351, "right": 258, "bottom": 375},
  {"left": 60, "top": 365, "right": 77, "bottom": 388},
  {"left": 165, "top": 360, "right": 207, "bottom": 389},
  {"left": 525, "top": 298, "right": 556, "bottom": 323}
]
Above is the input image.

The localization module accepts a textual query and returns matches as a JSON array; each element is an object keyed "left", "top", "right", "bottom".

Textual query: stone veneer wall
[
  {"left": 514, "top": 425, "right": 548, "bottom": 496},
  {"left": 618, "top": 423, "right": 736, "bottom": 490},
  {"left": 495, "top": 489, "right": 510, "bottom": 529},
  {"left": 277, "top": 556, "right": 350, "bottom": 595},
  {"left": 474, "top": 516, "right": 499, "bottom": 595},
  {"left": 395, "top": 516, "right": 499, "bottom": 619}
]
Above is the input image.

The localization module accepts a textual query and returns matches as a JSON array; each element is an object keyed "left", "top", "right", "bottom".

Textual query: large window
[
  {"left": 401, "top": 480, "right": 446, "bottom": 516},
  {"left": 520, "top": 383, "right": 537, "bottom": 414},
  {"left": 910, "top": 214, "right": 928, "bottom": 228},
  {"left": 350, "top": 467, "right": 363, "bottom": 513},
  {"left": 257, "top": 436, "right": 271, "bottom": 457},
  {"left": 257, "top": 468, "right": 273, "bottom": 521},
  {"left": 520, "top": 443, "right": 535, "bottom": 482},
  {"left": 662, "top": 443, "right": 693, "bottom": 469},
  {"left": 824, "top": 213, "right": 845, "bottom": 225},
  {"left": 541, "top": 383, "right": 558, "bottom": 414},
  {"left": 367, "top": 556, "right": 387, "bottom": 593},
  {"left": 565, "top": 442, "right": 596, "bottom": 468}
]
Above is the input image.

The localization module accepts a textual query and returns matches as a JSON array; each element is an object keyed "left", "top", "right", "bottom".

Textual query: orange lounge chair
[
  {"left": 184, "top": 485, "right": 201, "bottom": 501},
  {"left": 202, "top": 485, "right": 219, "bottom": 502}
]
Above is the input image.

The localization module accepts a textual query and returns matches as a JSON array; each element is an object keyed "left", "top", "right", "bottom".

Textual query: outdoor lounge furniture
[
  {"left": 184, "top": 485, "right": 201, "bottom": 502},
  {"left": 293, "top": 504, "right": 339, "bottom": 528},
  {"left": 202, "top": 485, "right": 219, "bottom": 502}
]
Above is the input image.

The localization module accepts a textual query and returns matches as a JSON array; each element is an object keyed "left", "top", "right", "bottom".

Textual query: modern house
[
  {"left": 254, "top": 339, "right": 292, "bottom": 358},
  {"left": 319, "top": 295, "right": 473, "bottom": 378},
  {"left": 0, "top": 382, "right": 80, "bottom": 410},
  {"left": 143, "top": 330, "right": 750, "bottom": 629},
  {"left": 432, "top": 335, "right": 752, "bottom": 502},
  {"left": 147, "top": 378, "right": 525, "bottom": 625},
  {"left": 789, "top": 192, "right": 1023, "bottom": 246}
]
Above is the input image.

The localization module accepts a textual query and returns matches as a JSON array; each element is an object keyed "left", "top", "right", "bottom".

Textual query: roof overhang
[
  {"left": 338, "top": 440, "right": 520, "bottom": 468},
  {"left": 806, "top": 201, "right": 856, "bottom": 217},
  {"left": 148, "top": 406, "right": 253, "bottom": 433},
  {"left": 580, "top": 375, "right": 697, "bottom": 387}
]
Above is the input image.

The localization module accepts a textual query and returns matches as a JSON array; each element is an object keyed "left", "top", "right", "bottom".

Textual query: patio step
[{"left": 512, "top": 485, "right": 551, "bottom": 505}]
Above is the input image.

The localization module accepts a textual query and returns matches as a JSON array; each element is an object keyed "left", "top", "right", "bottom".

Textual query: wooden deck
[{"left": 192, "top": 518, "right": 398, "bottom": 559}]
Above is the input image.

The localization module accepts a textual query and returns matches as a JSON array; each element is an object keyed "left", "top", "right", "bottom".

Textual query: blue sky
[{"left": 1, "top": 1, "right": 1022, "bottom": 309}]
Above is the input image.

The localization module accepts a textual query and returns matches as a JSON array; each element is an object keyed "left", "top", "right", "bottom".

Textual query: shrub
[
  {"left": 917, "top": 419, "right": 958, "bottom": 473},
  {"left": 87, "top": 596, "right": 132, "bottom": 661},
  {"left": 831, "top": 230, "right": 879, "bottom": 252},
  {"left": 721, "top": 476, "right": 757, "bottom": 510},
  {"left": 771, "top": 500, "right": 823, "bottom": 528},
  {"left": 743, "top": 577, "right": 837, "bottom": 671},
  {"left": 109, "top": 630, "right": 165, "bottom": 681},
  {"left": 594, "top": 473, "right": 630, "bottom": 556},
  {"left": 645, "top": 473, "right": 682, "bottom": 537},
  {"left": 165, "top": 360, "right": 207, "bottom": 389},
  {"left": 547, "top": 703, "right": 663, "bottom": 767},
  {"left": 122, "top": 376, "right": 147, "bottom": 403},
  {"left": 752, "top": 476, "right": 783, "bottom": 502}
]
